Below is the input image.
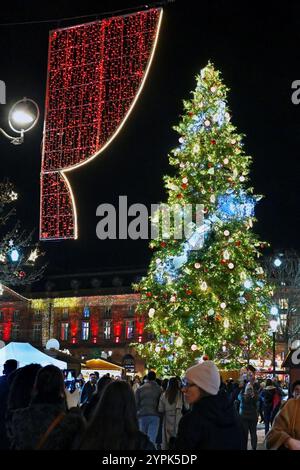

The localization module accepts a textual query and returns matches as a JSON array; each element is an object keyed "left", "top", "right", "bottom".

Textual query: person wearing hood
[
  {"left": 238, "top": 382, "right": 259, "bottom": 450},
  {"left": 174, "top": 360, "right": 243, "bottom": 450}
]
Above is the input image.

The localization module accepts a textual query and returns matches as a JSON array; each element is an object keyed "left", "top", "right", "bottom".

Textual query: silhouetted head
[
  {"left": 8, "top": 363, "right": 42, "bottom": 410},
  {"left": 31, "top": 365, "right": 65, "bottom": 405},
  {"left": 3, "top": 359, "right": 18, "bottom": 376},
  {"left": 80, "top": 380, "right": 140, "bottom": 450},
  {"left": 147, "top": 370, "right": 156, "bottom": 381}
]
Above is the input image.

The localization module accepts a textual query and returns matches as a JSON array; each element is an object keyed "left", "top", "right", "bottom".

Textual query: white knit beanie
[{"left": 185, "top": 360, "right": 220, "bottom": 395}]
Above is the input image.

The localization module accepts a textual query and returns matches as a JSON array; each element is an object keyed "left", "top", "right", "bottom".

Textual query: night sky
[{"left": 0, "top": 0, "right": 300, "bottom": 279}]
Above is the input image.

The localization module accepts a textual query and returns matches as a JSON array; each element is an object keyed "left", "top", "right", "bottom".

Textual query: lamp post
[
  {"left": 0, "top": 97, "right": 39, "bottom": 145},
  {"left": 269, "top": 318, "right": 278, "bottom": 377}
]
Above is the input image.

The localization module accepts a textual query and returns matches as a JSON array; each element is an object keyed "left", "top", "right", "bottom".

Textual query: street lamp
[
  {"left": 269, "top": 318, "right": 279, "bottom": 377},
  {"left": 0, "top": 97, "right": 39, "bottom": 145}
]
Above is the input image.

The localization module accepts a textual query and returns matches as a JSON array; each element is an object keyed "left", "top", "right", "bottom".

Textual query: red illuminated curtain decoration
[{"left": 40, "top": 8, "right": 163, "bottom": 240}]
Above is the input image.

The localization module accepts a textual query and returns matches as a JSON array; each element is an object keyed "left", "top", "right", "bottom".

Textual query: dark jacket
[
  {"left": 9, "top": 403, "right": 85, "bottom": 450},
  {"left": 80, "top": 381, "right": 97, "bottom": 405},
  {"left": 238, "top": 392, "right": 259, "bottom": 421},
  {"left": 135, "top": 380, "right": 161, "bottom": 417},
  {"left": 0, "top": 375, "right": 10, "bottom": 449},
  {"left": 175, "top": 393, "right": 243, "bottom": 450},
  {"left": 262, "top": 386, "right": 276, "bottom": 411}
]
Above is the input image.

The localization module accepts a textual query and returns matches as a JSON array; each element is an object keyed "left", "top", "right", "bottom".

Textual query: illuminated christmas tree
[
  {"left": 134, "top": 63, "right": 272, "bottom": 375},
  {"left": 0, "top": 180, "right": 44, "bottom": 287}
]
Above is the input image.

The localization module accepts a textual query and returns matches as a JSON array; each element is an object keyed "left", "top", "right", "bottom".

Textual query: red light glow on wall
[
  {"left": 136, "top": 318, "right": 144, "bottom": 336},
  {"left": 114, "top": 321, "right": 122, "bottom": 338},
  {"left": 3, "top": 309, "right": 12, "bottom": 342},
  {"left": 40, "top": 8, "right": 163, "bottom": 240}
]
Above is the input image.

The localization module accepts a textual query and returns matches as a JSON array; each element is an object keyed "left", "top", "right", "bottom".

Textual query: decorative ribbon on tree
[{"left": 40, "top": 8, "right": 163, "bottom": 240}]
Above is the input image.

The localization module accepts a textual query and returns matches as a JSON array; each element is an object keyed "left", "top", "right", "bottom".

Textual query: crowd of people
[{"left": 0, "top": 357, "right": 300, "bottom": 451}]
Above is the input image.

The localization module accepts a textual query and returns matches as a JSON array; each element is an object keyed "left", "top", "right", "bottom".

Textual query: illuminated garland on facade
[{"left": 40, "top": 8, "right": 163, "bottom": 240}]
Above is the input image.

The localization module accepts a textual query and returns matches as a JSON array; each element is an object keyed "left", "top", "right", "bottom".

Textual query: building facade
[{"left": 0, "top": 283, "right": 148, "bottom": 375}]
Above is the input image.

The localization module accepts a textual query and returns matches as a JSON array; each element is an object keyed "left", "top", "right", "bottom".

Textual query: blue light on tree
[
  {"left": 217, "top": 191, "right": 256, "bottom": 221},
  {"left": 213, "top": 100, "right": 226, "bottom": 127},
  {"left": 10, "top": 248, "right": 20, "bottom": 262},
  {"left": 154, "top": 221, "right": 212, "bottom": 284}
]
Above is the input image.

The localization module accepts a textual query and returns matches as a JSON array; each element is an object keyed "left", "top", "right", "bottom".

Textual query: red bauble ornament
[
  {"left": 19, "top": 271, "right": 26, "bottom": 278},
  {"left": 203, "top": 355, "right": 209, "bottom": 361},
  {"left": 176, "top": 193, "right": 183, "bottom": 199},
  {"left": 146, "top": 292, "right": 152, "bottom": 298},
  {"left": 186, "top": 289, "right": 192, "bottom": 295},
  {"left": 181, "top": 183, "right": 188, "bottom": 190},
  {"left": 160, "top": 242, "right": 166, "bottom": 248},
  {"left": 235, "top": 241, "right": 241, "bottom": 247},
  {"left": 210, "top": 139, "right": 216, "bottom": 145},
  {"left": 188, "top": 112, "right": 194, "bottom": 117},
  {"left": 221, "top": 259, "right": 227, "bottom": 265},
  {"left": 208, "top": 163, "right": 213, "bottom": 168}
]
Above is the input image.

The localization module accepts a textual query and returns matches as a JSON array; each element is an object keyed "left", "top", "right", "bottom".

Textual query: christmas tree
[
  {"left": 0, "top": 180, "right": 44, "bottom": 287},
  {"left": 134, "top": 62, "right": 273, "bottom": 376}
]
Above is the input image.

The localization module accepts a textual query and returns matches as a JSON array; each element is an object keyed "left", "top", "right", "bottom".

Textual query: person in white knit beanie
[{"left": 174, "top": 360, "right": 242, "bottom": 450}]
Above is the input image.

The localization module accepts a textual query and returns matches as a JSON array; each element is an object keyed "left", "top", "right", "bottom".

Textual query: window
[
  {"left": 34, "top": 310, "right": 42, "bottom": 320},
  {"left": 280, "top": 313, "right": 287, "bottom": 329},
  {"left": 82, "top": 322, "right": 90, "bottom": 341},
  {"left": 104, "top": 307, "right": 111, "bottom": 318},
  {"left": 60, "top": 322, "right": 69, "bottom": 341},
  {"left": 126, "top": 320, "right": 135, "bottom": 340},
  {"left": 11, "top": 325, "right": 19, "bottom": 340},
  {"left": 279, "top": 298, "right": 288, "bottom": 310},
  {"left": 83, "top": 306, "right": 90, "bottom": 318},
  {"left": 128, "top": 305, "right": 135, "bottom": 317},
  {"left": 103, "top": 320, "right": 111, "bottom": 340},
  {"left": 13, "top": 310, "right": 20, "bottom": 322},
  {"left": 33, "top": 324, "right": 42, "bottom": 342},
  {"left": 0, "top": 311, "right": 3, "bottom": 322},
  {"left": 62, "top": 309, "right": 69, "bottom": 320}
]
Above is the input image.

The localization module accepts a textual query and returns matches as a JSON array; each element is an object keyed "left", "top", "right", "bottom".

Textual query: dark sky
[{"left": 0, "top": 0, "right": 300, "bottom": 278}]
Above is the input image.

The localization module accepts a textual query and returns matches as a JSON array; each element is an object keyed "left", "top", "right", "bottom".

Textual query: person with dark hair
[
  {"left": 291, "top": 380, "right": 300, "bottom": 399},
  {"left": 135, "top": 370, "right": 162, "bottom": 447},
  {"left": 5, "top": 364, "right": 42, "bottom": 446},
  {"left": 9, "top": 365, "right": 85, "bottom": 449},
  {"left": 82, "top": 375, "right": 112, "bottom": 421},
  {"left": 80, "top": 372, "right": 97, "bottom": 405},
  {"left": 175, "top": 361, "right": 242, "bottom": 450},
  {"left": 7, "top": 364, "right": 42, "bottom": 411},
  {"left": 161, "top": 378, "right": 169, "bottom": 392},
  {"left": 0, "top": 359, "right": 18, "bottom": 449},
  {"left": 238, "top": 383, "right": 259, "bottom": 450},
  {"left": 261, "top": 379, "right": 276, "bottom": 435},
  {"left": 158, "top": 377, "right": 183, "bottom": 450},
  {"left": 79, "top": 380, "right": 154, "bottom": 450}
]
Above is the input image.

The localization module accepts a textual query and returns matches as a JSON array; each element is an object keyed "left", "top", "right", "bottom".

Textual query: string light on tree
[{"left": 134, "top": 63, "right": 272, "bottom": 375}]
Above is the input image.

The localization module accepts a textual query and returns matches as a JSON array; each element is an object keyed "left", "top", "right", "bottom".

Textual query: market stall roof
[
  {"left": 0, "top": 342, "right": 67, "bottom": 371},
  {"left": 84, "top": 358, "right": 123, "bottom": 371}
]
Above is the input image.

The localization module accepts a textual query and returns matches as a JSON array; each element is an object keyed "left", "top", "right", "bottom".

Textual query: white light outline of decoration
[
  {"left": 0, "top": 283, "right": 29, "bottom": 302},
  {"left": 40, "top": 8, "right": 163, "bottom": 241}
]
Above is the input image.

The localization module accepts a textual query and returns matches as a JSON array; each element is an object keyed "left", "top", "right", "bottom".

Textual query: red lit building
[{"left": 0, "top": 269, "right": 149, "bottom": 375}]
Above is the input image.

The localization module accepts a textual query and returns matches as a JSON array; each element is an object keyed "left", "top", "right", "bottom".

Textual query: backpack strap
[{"left": 35, "top": 412, "right": 65, "bottom": 450}]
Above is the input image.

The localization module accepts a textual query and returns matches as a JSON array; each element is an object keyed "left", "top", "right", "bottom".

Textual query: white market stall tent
[{"left": 0, "top": 342, "right": 67, "bottom": 374}]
